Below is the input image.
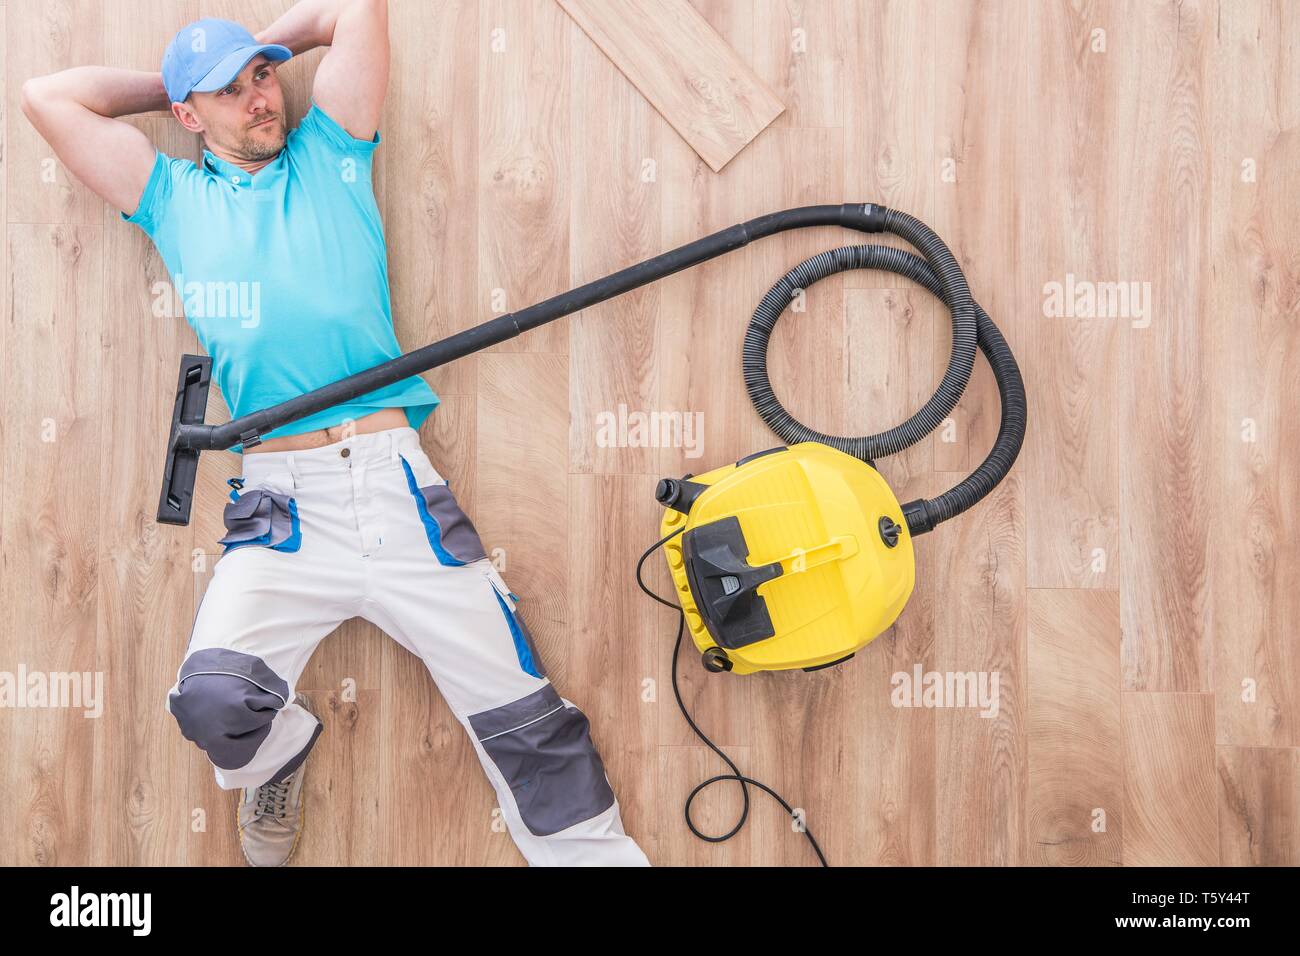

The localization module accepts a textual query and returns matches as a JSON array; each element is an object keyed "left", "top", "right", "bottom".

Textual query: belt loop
[
  {"left": 389, "top": 429, "right": 402, "bottom": 462},
  {"left": 286, "top": 452, "right": 301, "bottom": 489}
]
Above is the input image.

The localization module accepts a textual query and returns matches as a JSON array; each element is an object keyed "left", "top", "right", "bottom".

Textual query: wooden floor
[{"left": 2, "top": 0, "right": 1297, "bottom": 866}]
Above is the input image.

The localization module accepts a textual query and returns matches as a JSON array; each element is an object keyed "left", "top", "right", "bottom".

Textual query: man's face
[{"left": 176, "top": 54, "right": 287, "bottom": 161}]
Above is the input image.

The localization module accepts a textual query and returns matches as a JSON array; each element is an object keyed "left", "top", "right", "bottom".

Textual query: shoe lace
[{"left": 253, "top": 774, "right": 294, "bottom": 820}]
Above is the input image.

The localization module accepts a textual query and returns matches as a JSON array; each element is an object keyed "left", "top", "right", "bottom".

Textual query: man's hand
[
  {"left": 20, "top": 67, "right": 166, "bottom": 217},
  {"left": 255, "top": 0, "right": 388, "bottom": 142}
]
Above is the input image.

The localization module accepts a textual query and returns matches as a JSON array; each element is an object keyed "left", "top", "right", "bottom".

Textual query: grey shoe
[{"left": 237, "top": 691, "right": 317, "bottom": 867}]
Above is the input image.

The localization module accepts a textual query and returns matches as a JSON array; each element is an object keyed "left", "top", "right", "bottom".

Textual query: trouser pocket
[
  {"left": 218, "top": 473, "right": 301, "bottom": 556},
  {"left": 218, "top": 479, "right": 302, "bottom": 553},
  {"left": 482, "top": 561, "right": 546, "bottom": 679},
  {"left": 396, "top": 445, "right": 487, "bottom": 565},
  {"left": 468, "top": 684, "right": 616, "bottom": 837}
]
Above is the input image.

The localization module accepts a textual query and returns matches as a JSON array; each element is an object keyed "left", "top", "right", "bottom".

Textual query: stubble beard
[{"left": 235, "top": 115, "right": 287, "bottom": 162}]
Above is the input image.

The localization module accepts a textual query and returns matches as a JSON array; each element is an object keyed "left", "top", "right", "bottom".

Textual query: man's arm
[
  {"left": 20, "top": 68, "right": 166, "bottom": 216},
  {"left": 255, "top": 0, "right": 388, "bottom": 142}
]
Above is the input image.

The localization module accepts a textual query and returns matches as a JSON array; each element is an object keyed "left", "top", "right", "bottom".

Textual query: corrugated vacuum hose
[{"left": 742, "top": 206, "right": 1026, "bottom": 534}]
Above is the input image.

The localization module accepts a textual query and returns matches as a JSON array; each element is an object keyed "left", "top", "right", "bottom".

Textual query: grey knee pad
[
  {"left": 168, "top": 648, "right": 289, "bottom": 770},
  {"left": 469, "top": 684, "right": 616, "bottom": 836}
]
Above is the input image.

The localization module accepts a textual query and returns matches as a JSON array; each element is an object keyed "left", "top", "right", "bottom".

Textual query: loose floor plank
[{"left": 556, "top": 0, "right": 784, "bottom": 172}]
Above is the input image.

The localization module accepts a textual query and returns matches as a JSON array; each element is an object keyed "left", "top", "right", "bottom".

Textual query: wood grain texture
[
  {"left": 751, "top": 0, "right": 844, "bottom": 131},
  {"left": 4, "top": 221, "right": 104, "bottom": 864},
  {"left": 1117, "top": 0, "right": 1214, "bottom": 692},
  {"left": 1024, "top": 0, "right": 1121, "bottom": 590},
  {"left": 1217, "top": 745, "right": 1298, "bottom": 866},
  {"left": 5, "top": 0, "right": 104, "bottom": 224},
  {"left": 567, "top": 476, "right": 661, "bottom": 860},
  {"left": 2, "top": 0, "right": 1296, "bottom": 867},
  {"left": 1122, "top": 692, "right": 1218, "bottom": 866},
  {"left": 1028, "top": 589, "right": 1123, "bottom": 866},
  {"left": 1209, "top": 0, "right": 1299, "bottom": 748},
  {"left": 556, "top": 0, "right": 784, "bottom": 172}
]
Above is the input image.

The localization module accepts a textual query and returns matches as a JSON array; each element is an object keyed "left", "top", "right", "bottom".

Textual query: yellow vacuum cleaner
[{"left": 656, "top": 442, "right": 915, "bottom": 675}]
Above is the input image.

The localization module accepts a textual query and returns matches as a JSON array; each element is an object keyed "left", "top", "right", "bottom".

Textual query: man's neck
[{"left": 204, "top": 142, "right": 278, "bottom": 175}]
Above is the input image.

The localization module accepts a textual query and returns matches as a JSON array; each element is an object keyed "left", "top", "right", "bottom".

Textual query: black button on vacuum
[{"left": 878, "top": 515, "right": 901, "bottom": 548}]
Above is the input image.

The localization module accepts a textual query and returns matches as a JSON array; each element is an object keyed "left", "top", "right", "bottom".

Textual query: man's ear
[{"left": 172, "top": 99, "right": 205, "bottom": 134}]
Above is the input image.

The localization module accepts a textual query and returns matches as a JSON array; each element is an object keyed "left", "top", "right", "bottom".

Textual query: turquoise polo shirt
[{"left": 122, "top": 101, "right": 439, "bottom": 452}]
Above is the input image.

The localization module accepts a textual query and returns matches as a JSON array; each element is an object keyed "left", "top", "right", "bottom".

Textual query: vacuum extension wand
[{"left": 156, "top": 202, "right": 1026, "bottom": 529}]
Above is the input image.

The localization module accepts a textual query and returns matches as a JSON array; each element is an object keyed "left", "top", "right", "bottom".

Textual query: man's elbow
[
  {"left": 20, "top": 78, "right": 43, "bottom": 121},
  {"left": 20, "top": 76, "right": 56, "bottom": 124}
]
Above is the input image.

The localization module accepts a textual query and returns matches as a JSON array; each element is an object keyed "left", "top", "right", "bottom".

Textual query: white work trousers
[{"left": 165, "top": 425, "right": 648, "bottom": 866}]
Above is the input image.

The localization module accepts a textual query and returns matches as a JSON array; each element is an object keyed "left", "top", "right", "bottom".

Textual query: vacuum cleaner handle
[
  {"left": 157, "top": 355, "right": 213, "bottom": 526},
  {"left": 155, "top": 203, "right": 886, "bottom": 525}
]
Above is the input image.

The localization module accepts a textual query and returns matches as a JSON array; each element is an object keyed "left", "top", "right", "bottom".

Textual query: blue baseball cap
[{"left": 162, "top": 18, "right": 292, "bottom": 104}]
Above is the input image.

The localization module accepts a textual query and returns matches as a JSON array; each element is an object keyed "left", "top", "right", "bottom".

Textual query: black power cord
[{"left": 635, "top": 526, "right": 829, "bottom": 867}]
